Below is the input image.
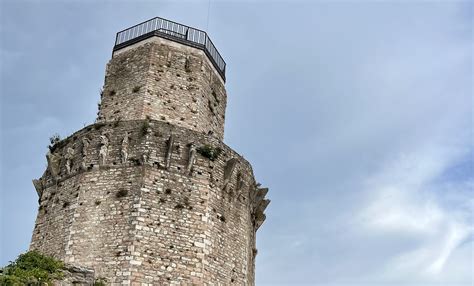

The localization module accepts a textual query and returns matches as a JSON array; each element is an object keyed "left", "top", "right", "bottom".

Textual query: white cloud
[{"left": 359, "top": 144, "right": 473, "bottom": 282}]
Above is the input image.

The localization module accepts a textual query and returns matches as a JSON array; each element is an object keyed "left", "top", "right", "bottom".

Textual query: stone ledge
[{"left": 53, "top": 264, "right": 95, "bottom": 286}]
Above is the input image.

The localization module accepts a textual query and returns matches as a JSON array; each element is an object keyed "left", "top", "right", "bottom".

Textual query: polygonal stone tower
[{"left": 29, "top": 17, "right": 269, "bottom": 285}]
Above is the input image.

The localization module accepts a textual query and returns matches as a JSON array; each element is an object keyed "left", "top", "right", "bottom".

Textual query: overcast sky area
[{"left": 1, "top": 1, "right": 472, "bottom": 285}]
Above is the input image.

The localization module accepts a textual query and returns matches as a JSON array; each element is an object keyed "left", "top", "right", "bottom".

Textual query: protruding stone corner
[
  {"left": 32, "top": 179, "right": 43, "bottom": 199},
  {"left": 53, "top": 264, "right": 95, "bottom": 286},
  {"left": 165, "top": 133, "right": 175, "bottom": 170},
  {"left": 222, "top": 158, "right": 238, "bottom": 191},
  {"left": 250, "top": 186, "right": 270, "bottom": 230}
]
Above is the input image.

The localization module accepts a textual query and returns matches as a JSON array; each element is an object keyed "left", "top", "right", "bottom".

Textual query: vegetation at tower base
[
  {"left": 0, "top": 251, "right": 107, "bottom": 285},
  {"left": 0, "top": 251, "right": 64, "bottom": 284}
]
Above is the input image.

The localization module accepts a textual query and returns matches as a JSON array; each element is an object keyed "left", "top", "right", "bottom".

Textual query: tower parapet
[
  {"left": 114, "top": 17, "right": 226, "bottom": 81},
  {"left": 30, "top": 17, "right": 269, "bottom": 285}
]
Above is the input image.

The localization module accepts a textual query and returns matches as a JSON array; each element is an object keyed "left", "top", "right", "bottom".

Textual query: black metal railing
[{"left": 113, "top": 17, "right": 226, "bottom": 81}]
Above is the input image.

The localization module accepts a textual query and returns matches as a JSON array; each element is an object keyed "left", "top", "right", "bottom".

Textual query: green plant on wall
[
  {"left": 0, "top": 251, "right": 64, "bottom": 285},
  {"left": 140, "top": 118, "right": 151, "bottom": 137},
  {"left": 197, "top": 145, "right": 222, "bottom": 161},
  {"left": 132, "top": 85, "right": 141, "bottom": 93},
  {"left": 94, "top": 277, "right": 107, "bottom": 286},
  {"left": 48, "top": 133, "right": 61, "bottom": 152},
  {"left": 116, "top": 189, "right": 128, "bottom": 198}
]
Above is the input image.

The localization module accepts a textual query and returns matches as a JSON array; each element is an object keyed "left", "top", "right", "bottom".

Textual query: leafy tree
[{"left": 0, "top": 251, "right": 64, "bottom": 285}]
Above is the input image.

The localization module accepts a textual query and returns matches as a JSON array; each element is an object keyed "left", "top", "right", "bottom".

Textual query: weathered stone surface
[
  {"left": 30, "top": 32, "right": 269, "bottom": 285},
  {"left": 185, "top": 142, "right": 197, "bottom": 175},
  {"left": 31, "top": 120, "right": 268, "bottom": 284},
  {"left": 32, "top": 179, "right": 43, "bottom": 198},
  {"left": 46, "top": 151, "right": 61, "bottom": 179},
  {"left": 53, "top": 265, "right": 95, "bottom": 286}
]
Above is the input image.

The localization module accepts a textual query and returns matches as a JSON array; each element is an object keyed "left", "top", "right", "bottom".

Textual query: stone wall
[
  {"left": 30, "top": 120, "right": 268, "bottom": 285},
  {"left": 98, "top": 37, "right": 227, "bottom": 141}
]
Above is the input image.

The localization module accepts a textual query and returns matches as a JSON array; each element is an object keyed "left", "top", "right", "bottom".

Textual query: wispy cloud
[{"left": 359, "top": 143, "right": 473, "bottom": 282}]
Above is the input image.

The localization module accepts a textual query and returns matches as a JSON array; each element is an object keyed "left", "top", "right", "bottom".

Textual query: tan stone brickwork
[
  {"left": 98, "top": 37, "right": 227, "bottom": 141},
  {"left": 31, "top": 120, "right": 268, "bottom": 285},
  {"left": 30, "top": 34, "right": 268, "bottom": 285}
]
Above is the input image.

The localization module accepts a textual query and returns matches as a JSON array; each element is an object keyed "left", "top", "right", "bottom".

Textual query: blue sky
[{"left": 0, "top": 1, "right": 472, "bottom": 285}]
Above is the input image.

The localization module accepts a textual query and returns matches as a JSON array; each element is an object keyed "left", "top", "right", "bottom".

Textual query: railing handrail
[{"left": 113, "top": 17, "right": 226, "bottom": 82}]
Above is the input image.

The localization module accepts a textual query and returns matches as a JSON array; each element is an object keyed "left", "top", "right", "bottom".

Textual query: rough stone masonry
[{"left": 29, "top": 17, "right": 269, "bottom": 285}]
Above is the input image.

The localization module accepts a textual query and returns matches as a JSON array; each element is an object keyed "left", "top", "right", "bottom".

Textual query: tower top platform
[{"left": 113, "top": 16, "right": 226, "bottom": 82}]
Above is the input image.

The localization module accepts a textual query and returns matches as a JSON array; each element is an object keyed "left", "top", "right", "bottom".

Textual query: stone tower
[{"left": 29, "top": 17, "right": 269, "bottom": 285}]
